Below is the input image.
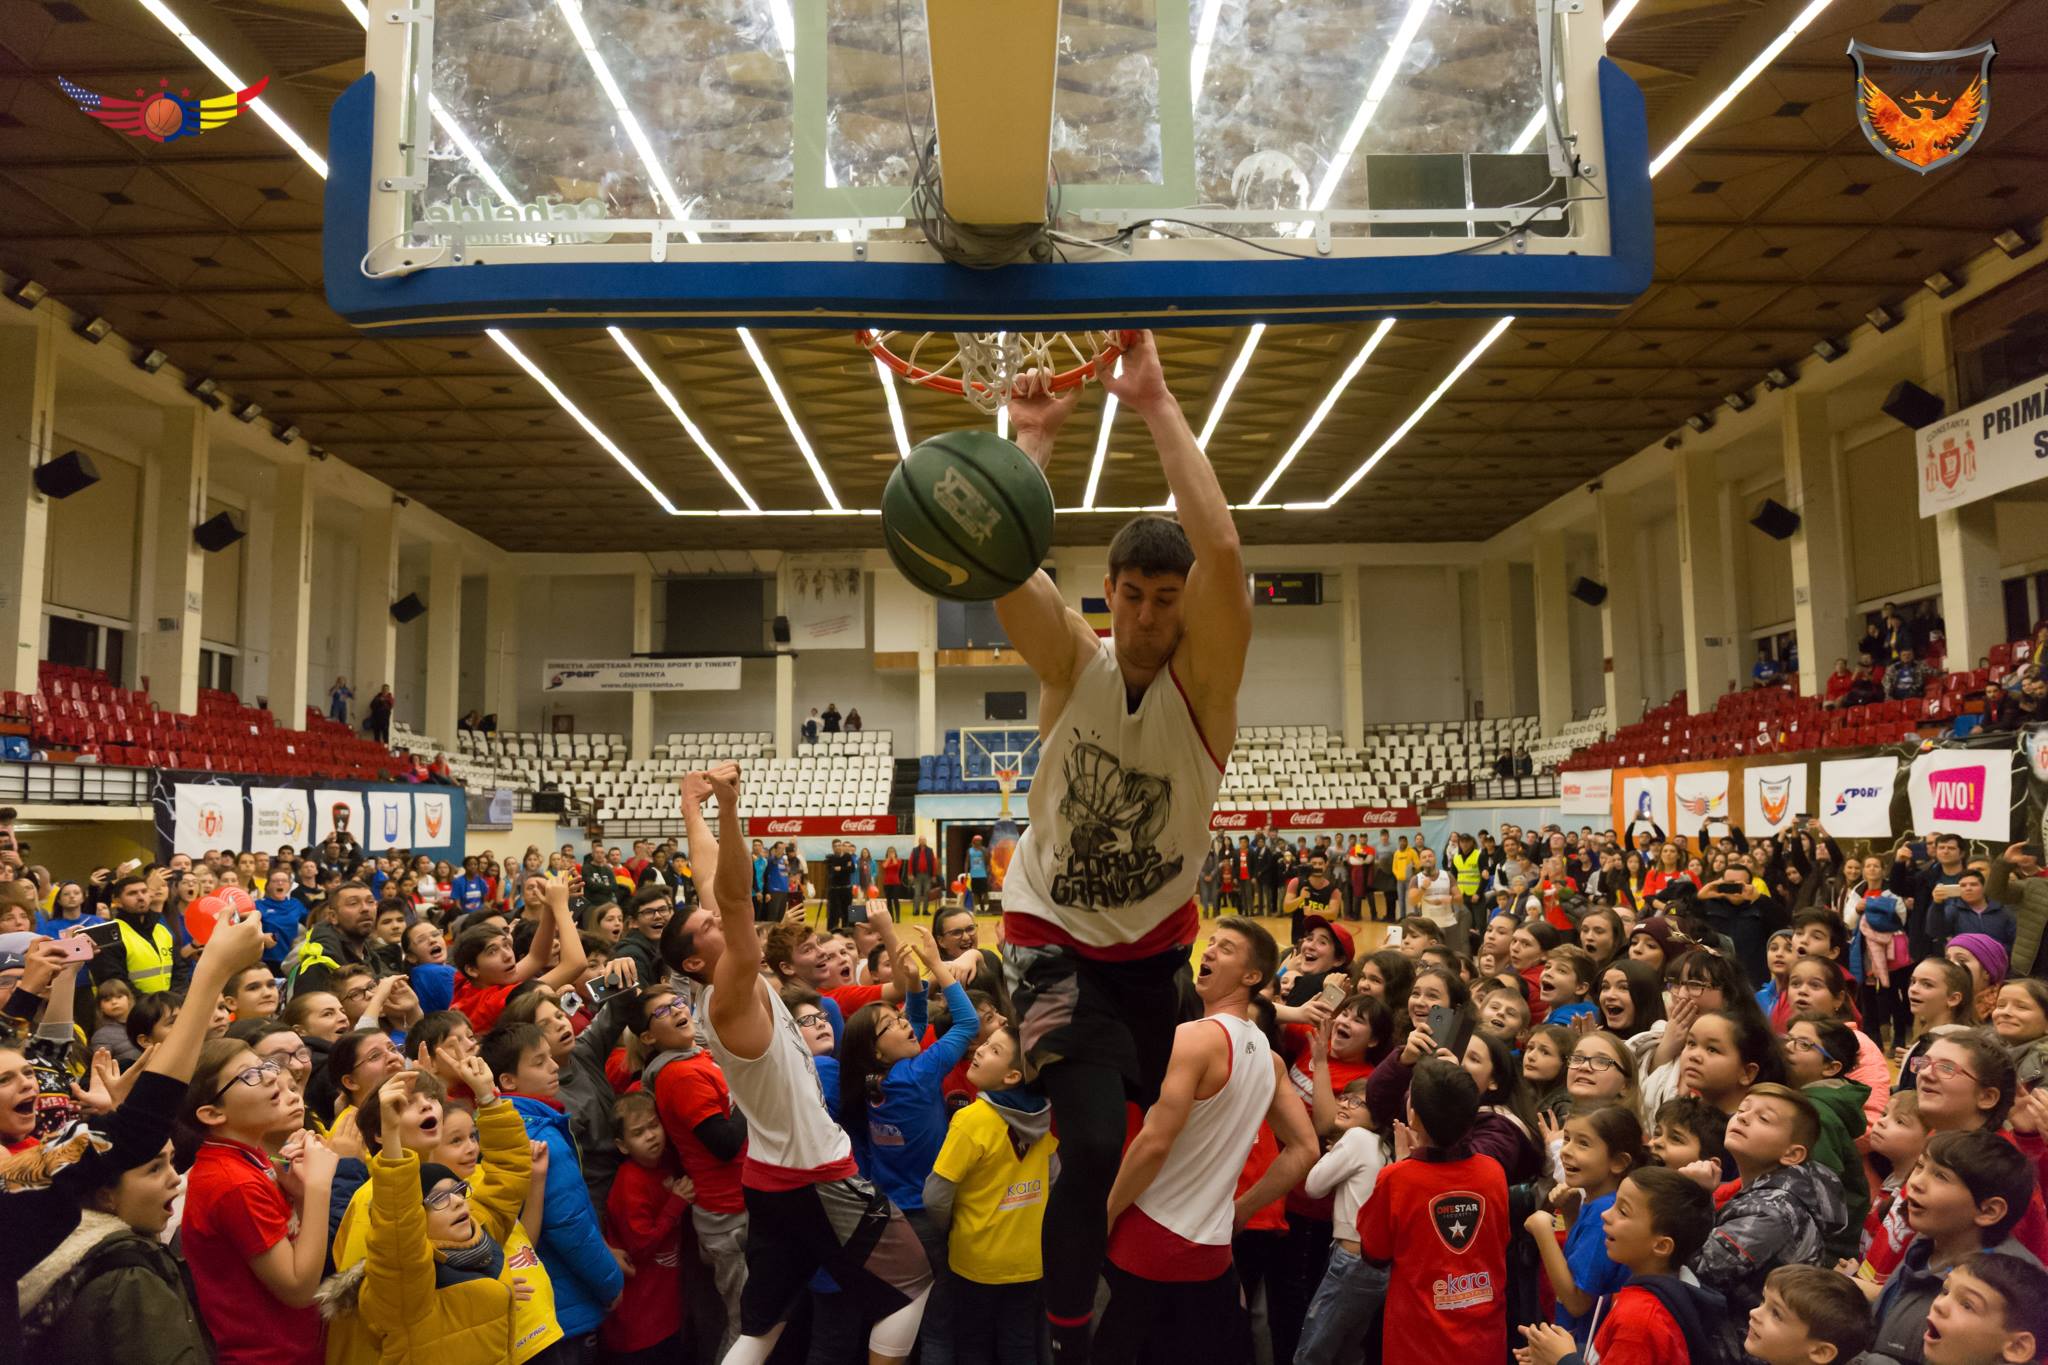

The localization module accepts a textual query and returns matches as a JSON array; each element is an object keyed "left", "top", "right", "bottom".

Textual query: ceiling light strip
[
  {"left": 740, "top": 328, "right": 842, "bottom": 509},
  {"left": 1648, "top": 0, "right": 1836, "bottom": 177},
  {"left": 136, "top": 0, "right": 327, "bottom": 177},
  {"left": 1248, "top": 317, "right": 1394, "bottom": 505},
  {"left": 1189, "top": 0, "right": 1226, "bottom": 98},
  {"left": 1323, "top": 315, "right": 1514, "bottom": 506},
  {"left": 1196, "top": 322, "right": 1266, "bottom": 449},
  {"left": 878, "top": 358, "right": 914, "bottom": 460},
  {"left": 1082, "top": 357, "right": 1123, "bottom": 510},
  {"left": 489, "top": 328, "right": 681, "bottom": 514},
  {"left": 552, "top": 0, "right": 688, "bottom": 217},
  {"left": 608, "top": 327, "right": 761, "bottom": 511},
  {"left": 1296, "top": 0, "right": 1434, "bottom": 230}
]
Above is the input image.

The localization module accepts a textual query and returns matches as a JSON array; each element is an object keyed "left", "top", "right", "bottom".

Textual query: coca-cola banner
[
  {"left": 747, "top": 814, "right": 901, "bottom": 838},
  {"left": 1209, "top": 807, "right": 1419, "bottom": 833}
]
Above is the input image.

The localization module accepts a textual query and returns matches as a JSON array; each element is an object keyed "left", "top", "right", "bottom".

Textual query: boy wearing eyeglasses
[{"left": 1781, "top": 1013, "right": 1872, "bottom": 1259}]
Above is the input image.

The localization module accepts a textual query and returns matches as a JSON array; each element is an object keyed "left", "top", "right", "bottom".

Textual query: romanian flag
[{"left": 1081, "top": 597, "right": 1112, "bottom": 637}]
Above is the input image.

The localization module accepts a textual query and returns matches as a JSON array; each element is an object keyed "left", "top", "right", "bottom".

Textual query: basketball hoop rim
[{"left": 856, "top": 329, "right": 1128, "bottom": 401}]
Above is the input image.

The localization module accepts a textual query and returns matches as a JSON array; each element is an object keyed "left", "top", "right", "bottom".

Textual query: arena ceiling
[{"left": 0, "top": 0, "right": 2042, "bottom": 552}]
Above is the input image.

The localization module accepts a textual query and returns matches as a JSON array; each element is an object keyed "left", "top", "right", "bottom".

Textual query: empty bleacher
[{"left": 4, "top": 663, "right": 398, "bottom": 778}]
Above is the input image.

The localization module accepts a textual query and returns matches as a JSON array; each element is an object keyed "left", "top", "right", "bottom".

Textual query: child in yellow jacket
[{"left": 320, "top": 1061, "right": 562, "bottom": 1365}]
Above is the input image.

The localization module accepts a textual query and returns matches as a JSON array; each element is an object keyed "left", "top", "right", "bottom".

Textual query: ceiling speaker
[
  {"left": 1570, "top": 577, "right": 1608, "bottom": 606},
  {"left": 390, "top": 593, "right": 426, "bottom": 624},
  {"left": 192, "top": 510, "right": 246, "bottom": 552},
  {"left": 32, "top": 449, "right": 99, "bottom": 499},
  {"left": 1881, "top": 380, "right": 1945, "bottom": 429},
  {"left": 1749, "top": 498, "right": 1801, "bottom": 541}
]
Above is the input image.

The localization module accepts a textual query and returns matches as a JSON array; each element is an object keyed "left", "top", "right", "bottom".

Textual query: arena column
[
  {"left": 630, "top": 565, "right": 654, "bottom": 761},
  {"left": 249, "top": 461, "right": 314, "bottom": 728},
  {"left": 1340, "top": 564, "right": 1366, "bottom": 748},
  {"left": 773, "top": 569, "right": 795, "bottom": 756},
  {"left": 423, "top": 540, "right": 463, "bottom": 744},
  {"left": 1532, "top": 533, "right": 1574, "bottom": 736},
  {"left": 1920, "top": 312, "right": 2004, "bottom": 669},
  {"left": 481, "top": 571, "right": 522, "bottom": 729},
  {"left": 1781, "top": 392, "right": 1854, "bottom": 697},
  {"left": 0, "top": 312, "right": 57, "bottom": 696},
  {"left": 1676, "top": 443, "right": 1739, "bottom": 704},
  {"left": 1476, "top": 557, "right": 1516, "bottom": 720},
  {"left": 136, "top": 404, "right": 209, "bottom": 715},
  {"left": 353, "top": 504, "right": 399, "bottom": 710},
  {"left": 1595, "top": 491, "right": 1646, "bottom": 726}
]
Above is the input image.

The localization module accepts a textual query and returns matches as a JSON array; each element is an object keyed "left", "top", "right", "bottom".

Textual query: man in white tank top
[
  {"left": 996, "top": 331, "right": 1252, "bottom": 1361},
  {"left": 1093, "top": 917, "right": 1317, "bottom": 1363},
  {"left": 661, "top": 764, "right": 932, "bottom": 1364}
]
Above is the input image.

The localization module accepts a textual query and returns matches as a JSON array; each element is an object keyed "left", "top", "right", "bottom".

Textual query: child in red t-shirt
[
  {"left": 1857, "top": 1088, "right": 1927, "bottom": 1287},
  {"left": 1515, "top": 1166, "right": 1722, "bottom": 1365},
  {"left": 631, "top": 985, "right": 749, "bottom": 1357},
  {"left": 1357, "top": 1058, "right": 1508, "bottom": 1361},
  {"left": 602, "top": 1092, "right": 695, "bottom": 1364}
]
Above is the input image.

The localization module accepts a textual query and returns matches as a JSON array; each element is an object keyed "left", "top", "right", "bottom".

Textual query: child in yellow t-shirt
[{"left": 924, "top": 1024, "right": 1058, "bottom": 1365}]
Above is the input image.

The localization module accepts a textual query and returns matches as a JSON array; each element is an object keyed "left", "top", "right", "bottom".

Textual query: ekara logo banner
[
  {"left": 1744, "top": 764, "right": 1809, "bottom": 836},
  {"left": 1817, "top": 755, "right": 1899, "bottom": 838},
  {"left": 1908, "top": 750, "right": 2012, "bottom": 841}
]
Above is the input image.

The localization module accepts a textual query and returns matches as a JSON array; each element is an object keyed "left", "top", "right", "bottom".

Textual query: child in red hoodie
[{"left": 601, "top": 1092, "right": 694, "bottom": 1364}]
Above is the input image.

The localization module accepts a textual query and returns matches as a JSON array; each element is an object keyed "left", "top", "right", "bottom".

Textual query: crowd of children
[{"left": 4, "top": 796, "right": 2048, "bottom": 1365}]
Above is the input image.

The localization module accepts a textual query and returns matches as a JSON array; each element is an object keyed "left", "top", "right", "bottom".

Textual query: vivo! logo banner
[{"left": 1908, "top": 750, "right": 2013, "bottom": 840}]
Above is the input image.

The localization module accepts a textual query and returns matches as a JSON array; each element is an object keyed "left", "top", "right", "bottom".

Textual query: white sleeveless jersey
[
  {"left": 699, "top": 976, "right": 851, "bottom": 1176},
  {"left": 1135, "top": 1014, "right": 1274, "bottom": 1248},
  {"left": 1004, "top": 639, "right": 1227, "bottom": 949}
]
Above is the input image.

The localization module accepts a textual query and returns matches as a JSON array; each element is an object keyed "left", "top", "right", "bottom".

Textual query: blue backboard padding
[{"left": 326, "top": 60, "right": 1651, "bottom": 335}]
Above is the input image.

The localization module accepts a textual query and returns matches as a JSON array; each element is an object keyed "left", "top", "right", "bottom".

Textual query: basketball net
[
  {"left": 995, "top": 768, "right": 1020, "bottom": 818},
  {"left": 857, "top": 330, "right": 1124, "bottom": 416}
]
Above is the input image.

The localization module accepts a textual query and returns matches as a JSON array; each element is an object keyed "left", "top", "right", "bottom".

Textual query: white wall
[
  {"left": 1846, "top": 427, "right": 1941, "bottom": 602},
  {"left": 307, "top": 520, "right": 362, "bottom": 708},
  {"left": 42, "top": 443, "right": 138, "bottom": 622},
  {"left": 1564, "top": 534, "right": 1605, "bottom": 718},
  {"left": 938, "top": 663, "right": 1038, "bottom": 735},
  {"left": 651, "top": 657, "right": 778, "bottom": 737},
  {"left": 796, "top": 647, "right": 917, "bottom": 738},
  {"left": 513, "top": 574, "right": 635, "bottom": 737},
  {"left": 1743, "top": 478, "right": 1794, "bottom": 633},
  {"left": 1362, "top": 566, "right": 1469, "bottom": 722},
  {"left": 1242, "top": 601, "right": 1344, "bottom": 729},
  {"left": 393, "top": 559, "right": 431, "bottom": 731},
  {"left": 200, "top": 495, "right": 243, "bottom": 648},
  {"left": 1637, "top": 510, "right": 1683, "bottom": 704}
]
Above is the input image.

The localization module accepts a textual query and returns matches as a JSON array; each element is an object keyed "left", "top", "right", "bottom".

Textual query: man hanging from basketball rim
[{"left": 995, "top": 329, "right": 1251, "bottom": 1362}]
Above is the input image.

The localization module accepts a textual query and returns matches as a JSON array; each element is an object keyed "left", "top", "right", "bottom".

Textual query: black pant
[
  {"left": 1266, "top": 1218, "right": 1331, "bottom": 1365},
  {"left": 1093, "top": 1263, "right": 1252, "bottom": 1365},
  {"left": 883, "top": 884, "right": 904, "bottom": 917},
  {"left": 1232, "top": 1227, "right": 1284, "bottom": 1365},
  {"left": 826, "top": 885, "right": 853, "bottom": 931},
  {"left": 1862, "top": 976, "right": 1913, "bottom": 1052}
]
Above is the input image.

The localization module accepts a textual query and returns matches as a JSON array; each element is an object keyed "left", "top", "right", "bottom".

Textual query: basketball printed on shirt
[{"left": 1430, "top": 1190, "right": 1485, "bottom": 1253}]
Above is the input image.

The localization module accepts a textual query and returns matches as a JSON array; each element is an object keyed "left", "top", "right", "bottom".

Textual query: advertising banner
[
  {"left": 780, "top": 557, "right": 866, "bottom": 649},
  {"left": 1918, "top": 374, "right": 2048, "bottom": 516},
  {"left": 248, "top": 787, "right": 311, "bottom": 850},
  {"left": 747, "top": 814, "right": 899, "bottom": 838},
  {"left": 1672, "top": 770, "right": 1732, "bottom": 838},
  {"left": 541, "top": 657, "right": 741, "bottom": 692},
  {"left": 1744, "top": 764, "right": 1808, "bottom": 836},
  {"left": 412, "top": 789, "right": 456, "bottom": 848},
  {"left": 1620, "top": 774, "right": 1669, "bottom": 837},
  {"left": 1209, "top": 807, "right": 1421, "bottom": 832},
  {"left": 171, "top": 782, "right": 244, "bottom": 856},
  {"left": 1907, "top": 748, "right": 2014, "bottom": 841},
  {"left": 365, "top": 790, "right": 412, "bottom": 851},
  {"left": 1558, "top": 770, "right": 1612, "bottom": 817},
  {"left": 316, "top": 788, "right": 365, "bottom": 844},
  {"left": 1818, "top": 755, "right": 1900, "bottom": 837}
]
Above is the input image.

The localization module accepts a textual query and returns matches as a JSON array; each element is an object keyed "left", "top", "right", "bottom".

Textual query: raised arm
[
  {"left": 532, "top": 880, "right": 588, "bottom": 990},
  {"left": 995, "top": 370, "right": 1099, "bottom": 707},
  {"left": 695, "top": 764, "right": 771, "bottom": 1058},
  {"left": 1235, "top": 1053, "right": 1318, "bottom": 1225},
  {"left": 1101, "top": 330, "right": 1250, "bottom": 699}
]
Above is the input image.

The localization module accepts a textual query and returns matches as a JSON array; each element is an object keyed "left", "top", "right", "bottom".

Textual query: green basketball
[{"left": 881, "top": 429, "right": 1055, "bottom": 602}]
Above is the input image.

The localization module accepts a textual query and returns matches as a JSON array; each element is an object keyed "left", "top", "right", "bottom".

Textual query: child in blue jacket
[
  {"left": 837, "top": 924, "right": 981, "bottom": 1364},
  {"left": 484, "top": 1020, "right": 624, "bottom": 1356}
]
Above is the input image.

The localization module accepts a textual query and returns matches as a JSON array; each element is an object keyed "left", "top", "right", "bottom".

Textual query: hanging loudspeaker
[
  {"left": 390, "top": 593, "right": 426, "bottom": 623},
  {"left": 1880, "top": 380, "right": 1944, "bottom": 429},
  {"left": 192, "top": 511, "right": 246, "bottom": 552},
  {"left": 33, "top": 449, "right": 99, "bottom": 499},
  {"left": 771, "top": 615, "right": 791, "bottom": 645},
  {"left": 1749, "top": 498, "right": 1801, "bottom": 540},
  {"left": 1570, "top": 577, "right": 1609, "bottom": 606}
]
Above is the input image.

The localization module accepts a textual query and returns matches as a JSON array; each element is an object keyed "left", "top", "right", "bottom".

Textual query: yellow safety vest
[
  {"left": 117, "top": 917, "right": 176, "bottom": 994},
  {"left": 1452, "top": 847, "right": 1484, "bottom": 896}
]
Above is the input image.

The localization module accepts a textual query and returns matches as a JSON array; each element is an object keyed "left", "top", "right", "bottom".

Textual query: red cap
[{"left": 1299, "top": 913, "right": 1354, "bottom": 964}]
